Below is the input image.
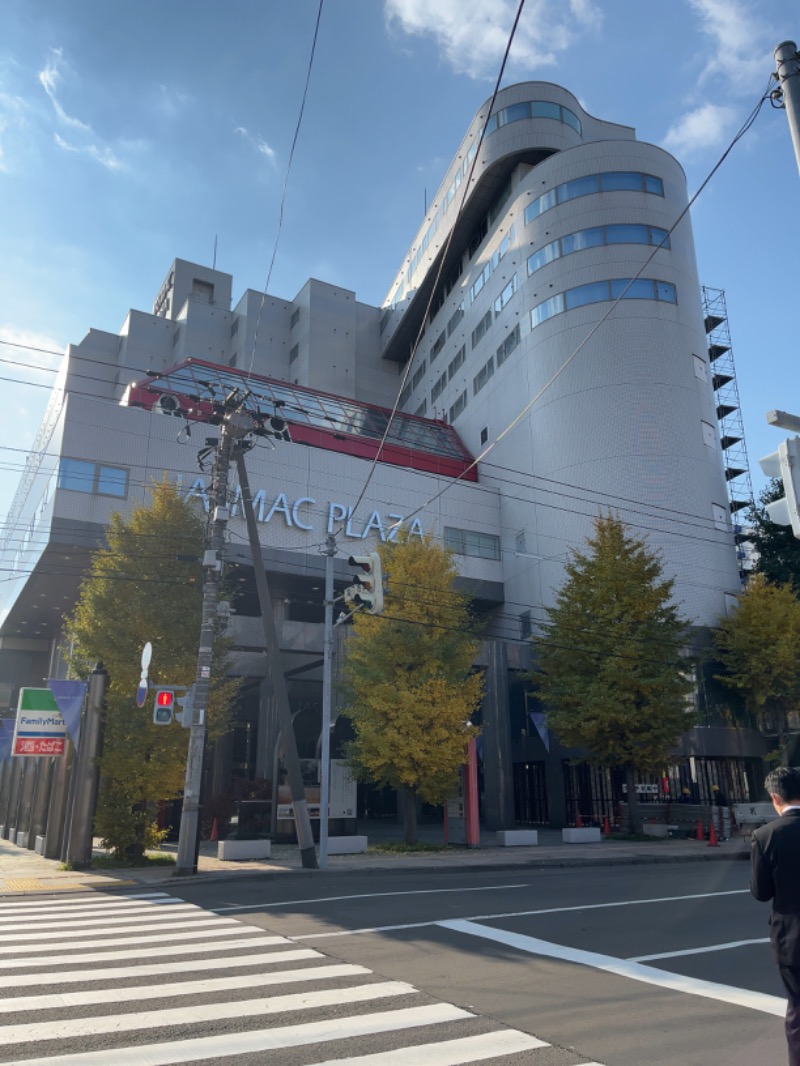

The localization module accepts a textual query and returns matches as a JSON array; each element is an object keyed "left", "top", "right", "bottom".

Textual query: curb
[{"left": 0, "top": 845, "right": 750, "bottom": 897}]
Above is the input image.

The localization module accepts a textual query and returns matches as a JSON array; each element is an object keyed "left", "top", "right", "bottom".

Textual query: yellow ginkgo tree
[{"left": 341, "top": 531, "right": 483, "bottom": 843}]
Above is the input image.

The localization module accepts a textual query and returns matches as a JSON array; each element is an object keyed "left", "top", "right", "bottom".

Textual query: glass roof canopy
[{"left": 123, "top": 358, "right": 475, "bottom": 473}]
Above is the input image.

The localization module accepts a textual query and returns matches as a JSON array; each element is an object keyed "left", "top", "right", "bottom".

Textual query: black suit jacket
[{"left": 751, "top": 808, "right": 800, "bottom": 966}]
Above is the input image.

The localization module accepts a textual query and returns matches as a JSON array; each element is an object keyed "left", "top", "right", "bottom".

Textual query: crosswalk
[{"left": 0, "top": 890, "right": 601, "bottom": 1065}]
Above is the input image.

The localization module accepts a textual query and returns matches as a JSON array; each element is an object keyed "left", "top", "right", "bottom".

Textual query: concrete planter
[
  {"left": 496, "top": 830, "right": 538, "bottom": 846},
  {"left": 217, "top": 839, "right": 272, "bottom": 861},
  {"left": 327, "top": 835, "right": 368, "bottom": 855},
  {"left": 562, "top": 827, "right": 602, "bottom": 843}
]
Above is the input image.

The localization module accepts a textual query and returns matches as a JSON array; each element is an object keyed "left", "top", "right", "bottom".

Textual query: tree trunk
[
  {"left": 625, "top": 764, "right": 642, "bottom": 835},
  {"left": 403, "top": 786, "right": 418, "bottom": 844}
]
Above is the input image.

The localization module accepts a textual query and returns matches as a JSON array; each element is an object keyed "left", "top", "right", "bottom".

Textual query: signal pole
[
  {"left": 774, "top": 42, "right": 800, "bottom": 176},
  {"left": 175, "top": 407, "right": 240, "bottom": 876},
  {"left": 318, "top": 533, "right": 337, "bottom": 868}
]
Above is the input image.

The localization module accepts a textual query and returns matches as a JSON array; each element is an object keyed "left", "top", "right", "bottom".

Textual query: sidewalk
[{"left": 0, "top": 827, "right": 751, "bottom": 897}]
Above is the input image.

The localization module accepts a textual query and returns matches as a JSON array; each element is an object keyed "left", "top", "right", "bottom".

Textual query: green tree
[
  {"left": 65, "top": 479, "right": 237, "bottom": 859},
  {"left": 748, "top": 479, "right": 800, "bottom": 592},
  {"left": 713, "top": 574, "right": 800, "bottom": 759},
  {"left": 341, "top": 531, "right": 483, "bottom": 843},
  {"left": 532, "top": 515, "right": 693, "bottom": 833}
]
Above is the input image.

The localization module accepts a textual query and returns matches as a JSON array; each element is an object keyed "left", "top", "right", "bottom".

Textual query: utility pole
[
  {"left": 64, "top": 664, "right": 108, "bottom": 867},
  {"left": 234, "top": 449, "right": 317, "bottom": 868},
  {"left": 176, "top": 402, "right": 243, "bottom": 875},
  {"left": 318, "top": 533, "right": 337, "bottom": 868},
  {"left": 774, "top": 41, "right": 800, "bottom": 176}
]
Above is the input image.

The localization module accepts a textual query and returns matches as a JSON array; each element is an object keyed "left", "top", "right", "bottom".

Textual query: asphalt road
[{"left": 173, "top": 858, "right": 788, "bottom": 1066}]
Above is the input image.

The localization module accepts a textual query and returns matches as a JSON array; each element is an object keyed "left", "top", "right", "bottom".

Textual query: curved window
[
  {"left": 485, "top": 99, "right": 581, "bottom": 137},
  {"left": 530, "top": 278, "right": 677, "bottom": 329},
  {"left": 524, "top": 171, "right": 664, "bottom": 225},
  {"left": 527, "top": 224, "right": 670, "bottom": 276}
]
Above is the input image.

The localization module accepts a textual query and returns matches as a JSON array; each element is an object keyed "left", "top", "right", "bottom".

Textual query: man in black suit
[{"left": 751, "top": 766, "right": 800, "bottom": 1066}]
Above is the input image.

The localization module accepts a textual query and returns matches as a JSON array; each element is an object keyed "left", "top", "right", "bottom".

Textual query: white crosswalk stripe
[{"left": 0, "top": 890, "right": 596, "bottom": 1065}]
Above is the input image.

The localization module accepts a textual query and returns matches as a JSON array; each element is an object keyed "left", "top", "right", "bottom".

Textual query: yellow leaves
[{"left": 343, "top": 531, "right": 483, "bottom": 805}]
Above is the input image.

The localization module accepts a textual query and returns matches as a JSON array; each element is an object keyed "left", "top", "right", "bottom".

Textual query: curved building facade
[{"left": 381, "top": 82, "right": 741, "bottom": 631}]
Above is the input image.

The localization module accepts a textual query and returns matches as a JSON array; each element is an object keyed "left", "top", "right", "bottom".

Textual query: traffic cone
[
  {"left": 696, "top": 819, "right": 704, "bottom": 841},
  {"left": 603, "top": 815, "right": 611, "bottom": 836},
  {"left": 708, "top": 819, "right": 719, "bottom": 847},
  {"left": 210, "top": 818, "right": 219, "bottom": 842}
]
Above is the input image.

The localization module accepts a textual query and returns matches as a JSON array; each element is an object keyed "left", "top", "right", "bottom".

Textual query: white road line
[
  {"left": 0, "top": 963, "right": 372, "bottom": 1013},
  {"left": 305, "top": 1029, "right": 552, "bottom": 1064},
  {"left": 214, "top": 883, "right": 530, "bottom": 912},
  {"left": 630, "top": 937, "right": 770, "bottom": 962},
  {"left": 0, "top": 923, "right": 268, "bottom": 956},
  {"left": 0, "top": 903, "right": 203, "bottom": 929},
  {"left": 2, "top": 1003, "right": 472, "bottom": 1066},
  {"left": 0, "top": 915, "right": 241, "bottom": 943},
  {"left": 0, "top": 892, "right": 176, "bottom": 911},
  {"left": 293, "top": 888, "right": 752, "bottom": 940},
  {"left": 3, "top": 982, "right": 420, "bottom": 1046},
  {"left": 439, "top": 919, "right": 786, "bottom": 1018},
  {"left": 0, "top": 947, "right": 322, "bottom": 989},
  {"left": 0, "top": 933, "right": 291, "bottom": 969}
]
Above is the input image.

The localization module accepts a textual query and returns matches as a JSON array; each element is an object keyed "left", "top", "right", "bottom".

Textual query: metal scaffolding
[{"left": 702, "top": 285, "right": 754, "bottom": 584}]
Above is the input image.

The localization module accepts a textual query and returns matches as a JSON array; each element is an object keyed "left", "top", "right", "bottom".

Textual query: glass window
[
  {"left": 524, "top": 188, "right": 557, "bottom": 224},
  {"left": 559, "top": 175, "right": 599, "bottom": 203},
  {"left": 644, "top": 174, "right": 664, "bottom": 195},
  {"left": 431, "top": 331, "right": 446, "bottom": 359},
  {"left": 527, "top": 242, "right": 560, "bottom": 274},
  {"left": 494, "top": 275, "right": 518, "bottom": 315},
  {"left": 449, "top": 391, "right": 467, "bottom": 421},
  {"left": 530, "top": 293, "right": 564, "bottom": 327},
  {"left": 496, "top": 325, "right": 520, "bottom": 367},
  {"left": 412, "top": 360, "right": 427, "bottom": 389},
  {"left": 473, "top": 356, "right": 494, "bottom": 395},
  {"left": 561, "top": 227, "right": 604, "bottom": 255},
  {"left": 431, "top": 371, "right": 448, "bottom": 403},
  {"left": 600, "top": 172, "right": 644, "bottom": 192},
  {"left": 484, "top": 114, "right": 499, "bottom": 135},
  {"left": 445, "top": 526, "right": 501, "bottom": 561},
  {"left": 565, "top": 281, "right": 610, "bottom": 309},
  {"left": 656, "top": 281, "right": 677, "bottom": 303},
  {"left": 448, "top": 345, "right": 466, "bottom": 380},
  {"left": 531, "top": 100, "right": 561, "bottom": 120},
  {"left": 58, "top": 458, "right": 95, "bottom": 494},
  {"left": 650, "top": 226, "right": 670, "bottom": 247},
  {"left": 610, "top": 278, "right": 655, "bottom": 300},
  {"left": 606, "top": 224, "right": 650, "bottom": 245},
  {"left": 97, "top": 466, "right": 128, "bottom": 498},
  {"left": 503, "top": 102, "right": 530, "bottom": 124},
  {"left": 471, "top": 310, "right": 493, "bottom": 348},
  {"left": 561, "top": 107, "right": 581, "bottom": 133}
]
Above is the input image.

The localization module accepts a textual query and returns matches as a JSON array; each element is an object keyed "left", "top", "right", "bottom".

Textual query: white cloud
[
  {"left": 38, "top": 48, "right": 91, "bottom": 131},
  {"left": 234, "top": 125, "right": 277, "bottom": 165},
  {"left": 0, "top": 325, "right": 65, "bottom": 385},
  {"left": 156, "top": 84, "right": 192, "bottom": 120},
  {"left": 662, "top": 102, "right": 738, "bottom": 158},
  {"left": 384, "top": 0, "right": 602, "bottom": 80},
  {"left": 687, "top": 0, "right": 774, "bottom": 93},
  {"left": 53, "top": 131, "right": 123, "bottom": 171}
]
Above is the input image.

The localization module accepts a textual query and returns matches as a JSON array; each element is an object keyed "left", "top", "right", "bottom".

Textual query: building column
[
  {"left": 255, "top": 677, "right": 279, "bottom": 782},
  {"left": 480, "top": 640, "right": 515, "bottom": 830}
]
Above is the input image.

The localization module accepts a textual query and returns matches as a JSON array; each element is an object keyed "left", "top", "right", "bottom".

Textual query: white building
[{"left": 0, "top": 82, "right": 763, "bottom": 828}]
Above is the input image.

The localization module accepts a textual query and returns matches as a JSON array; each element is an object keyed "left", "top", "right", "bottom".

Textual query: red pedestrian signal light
[{"left": 153, "top": 688, "right": 175, "bottom": 725}]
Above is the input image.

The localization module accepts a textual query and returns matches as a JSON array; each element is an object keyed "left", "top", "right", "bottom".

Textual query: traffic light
[
  {"left": 344, "top": 552, "right": 384, "bottom": 614},
  {"left": 175, "top": 687, "right": 195, "bottom": 728},
  {"left": 153, "top": 688, "right": 175, "bottom": 725},
  {"left": 759, "top": 437, "right": 800, "bottom": 538}
]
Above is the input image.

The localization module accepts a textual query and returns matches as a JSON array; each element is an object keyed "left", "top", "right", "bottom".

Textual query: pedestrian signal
[{"left": 153, "top": 688, "right": 175, "bottom": 725}]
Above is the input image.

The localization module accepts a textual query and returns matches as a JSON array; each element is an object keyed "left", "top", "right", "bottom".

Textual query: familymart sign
[{"left": 12, "top": 688, "right": 67, "bottom": 756}]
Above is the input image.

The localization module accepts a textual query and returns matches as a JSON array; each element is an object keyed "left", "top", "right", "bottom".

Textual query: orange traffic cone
[
  {"left": 696, "top": 819, "right": 705, "bottom": 841},
  {"left": 210, "top": 817, "right": 219, "bottom": 842},
  {"left": 603, "top": 815, "right": 612, "bottom": 836},
  {"left": 708, "top": 820, "right": 719, "bottom": 847}
]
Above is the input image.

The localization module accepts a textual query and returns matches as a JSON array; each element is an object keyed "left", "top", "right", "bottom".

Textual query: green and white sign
[{"left": 12, "top": 688, "right": 67, "bottom": 757}]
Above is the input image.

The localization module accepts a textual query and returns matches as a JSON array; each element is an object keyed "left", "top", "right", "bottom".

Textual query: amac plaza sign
[{"left": 183, "top": 479, "right": 425, "bottom": 542}]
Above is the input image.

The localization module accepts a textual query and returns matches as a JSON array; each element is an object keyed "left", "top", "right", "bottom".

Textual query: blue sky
[{"left": 0, "top": 0, "right": 798, "bottom": 525}]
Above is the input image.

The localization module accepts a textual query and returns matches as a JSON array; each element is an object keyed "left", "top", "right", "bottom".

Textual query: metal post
[
  {"left": 319, "top": 534, "right": 336, "bottom": 868},
  {"left": 44, "top": 738, "right": 73, "bottom": 859},
  {"left": 65, "top": 664, "right": 109, "bottom": 867},
  {"left": 775, "top": 41, "right": 800, "bottom": 176},
  {"left": 234, "top": 449, "right": 317, "bottom": 869},
  {"left": 175, "top": 421, "right": 234, "bottom": 876}
]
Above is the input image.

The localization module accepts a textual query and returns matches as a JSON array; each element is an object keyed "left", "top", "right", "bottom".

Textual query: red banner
[{"left": 13, "top": 737, "right": 66, "bottom": 756}]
